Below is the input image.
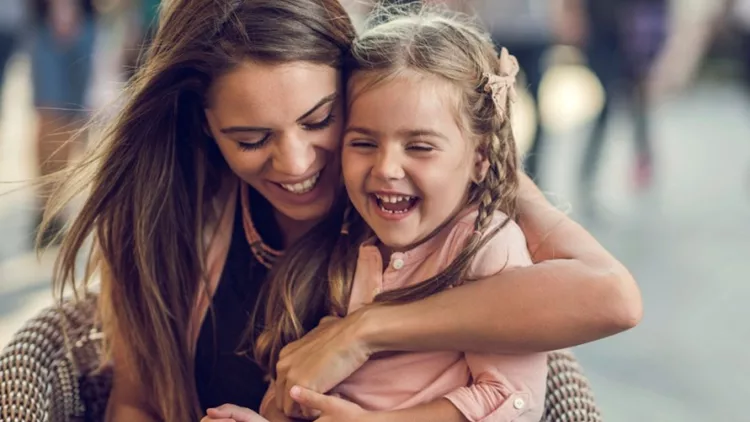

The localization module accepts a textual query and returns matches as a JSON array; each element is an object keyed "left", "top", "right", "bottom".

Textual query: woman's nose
[{"left": 272, "top": 133, "right": 316, "bottom": 176}]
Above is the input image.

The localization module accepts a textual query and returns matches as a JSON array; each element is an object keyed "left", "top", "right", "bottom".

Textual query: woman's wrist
[{"left": 351, "top": 304, "right": 391, "bottom": 355}]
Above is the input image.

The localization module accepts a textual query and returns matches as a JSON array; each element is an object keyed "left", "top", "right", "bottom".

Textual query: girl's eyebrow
[
  {"left": 343, "top": 127, "right": 449, "bottom": 142},
  {"left": 397, "top": 129, "right": 449, "bottom": 142}
]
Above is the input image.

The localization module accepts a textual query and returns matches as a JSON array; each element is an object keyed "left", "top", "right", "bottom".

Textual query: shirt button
[
  {"left": 391, "top": 258, "right": 405, "bottom": 270},
  {"left": 513, "top": 398, "right": 525, "bottom": 410}
]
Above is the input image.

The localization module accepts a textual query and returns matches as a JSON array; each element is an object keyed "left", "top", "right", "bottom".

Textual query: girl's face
[
  {"left": 342, "top": 72, "right": 485, "bottom": 252},
  {"left": 205, "top": 61, "right": 343, "bottom": 233}
]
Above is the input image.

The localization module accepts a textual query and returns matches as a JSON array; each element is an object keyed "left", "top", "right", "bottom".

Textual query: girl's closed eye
[
  {"left": 406, "top": 142, "right": 436, "bottom": 153},
  {"left": 347, "top": 138, "right": 377, "bottom": 149}
]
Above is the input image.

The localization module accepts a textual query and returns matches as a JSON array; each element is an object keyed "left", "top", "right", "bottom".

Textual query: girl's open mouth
[{"left": 373, "top": 193, "right": 420, "bottom": 214}]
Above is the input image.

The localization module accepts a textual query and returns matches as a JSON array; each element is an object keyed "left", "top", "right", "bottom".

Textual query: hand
[
  {"left": 290, "top": 385, "right": 380, "bottom": 422},
  {"left": 275, "top": 313, "right": 373, "bottom": 418},
  {"left": 202, "top": 404, "right": 269, "bottom": 422}
]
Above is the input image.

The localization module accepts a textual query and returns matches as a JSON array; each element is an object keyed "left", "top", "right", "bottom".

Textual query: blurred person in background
[
  {"left": 739, "top": 0, "right": 750, "bottom": 93},
  {"left": 578, "top": 0, "right": 669, "bottom": 207},
  {"left": 0, "top": 0, "right": 24, "bottom": 104},
  {"left": 648, "top": 0, "right": 750, "bottom": 98},
  {"left": 645, "top": 0, "right": 750, "bottom": 187},
  {"left": 30, "top": 0, "right": 99, "bottom": 246},
  {"left": 471, "top": 0, "right": 585, "bottom": 185},
  {"left": 122, "top": 0, "right": 160, "bottom": 81}
]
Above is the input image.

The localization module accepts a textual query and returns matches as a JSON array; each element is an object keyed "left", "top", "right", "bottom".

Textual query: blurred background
[{"left": 0, "top": 0, "right": 748, "bottom": 420}]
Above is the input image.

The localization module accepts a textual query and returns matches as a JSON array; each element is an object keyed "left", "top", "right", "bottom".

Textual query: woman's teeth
[{"left": 280, "top": 172, "right": 320, "bottom": 194}]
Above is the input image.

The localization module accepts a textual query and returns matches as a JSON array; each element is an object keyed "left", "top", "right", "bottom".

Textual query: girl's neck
[{"left": 374, "top": 203, "right": 471, "bottom": 269}]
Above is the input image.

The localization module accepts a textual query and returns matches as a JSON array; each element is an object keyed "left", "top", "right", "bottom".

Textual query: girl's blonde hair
[{"left": 254, "top": 5, "right": 521, "bottom": 375}]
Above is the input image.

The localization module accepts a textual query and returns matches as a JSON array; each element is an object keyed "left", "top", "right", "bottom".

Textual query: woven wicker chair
[{"left": 0, "top": 296, "right": 602, "bottom": 421}]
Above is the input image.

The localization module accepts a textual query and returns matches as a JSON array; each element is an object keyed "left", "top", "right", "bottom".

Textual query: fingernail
[{"left": 290, "top": 385, "right": 301, "bottom": 398}]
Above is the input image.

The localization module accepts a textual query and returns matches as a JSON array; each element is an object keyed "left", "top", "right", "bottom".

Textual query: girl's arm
[
  {"left": 370, "top": 399, "right": 467, "bottom": 422},
  {"left": 361, "top": 172, "right": 641, "bottom": 355},
  {"left": 290, "top": 387, "right": 467, "bottom": 422}
]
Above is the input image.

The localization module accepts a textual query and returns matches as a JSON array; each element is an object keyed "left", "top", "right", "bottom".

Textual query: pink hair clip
[{"left": 481, "top": 47, "right": 520, "bottom": 123}]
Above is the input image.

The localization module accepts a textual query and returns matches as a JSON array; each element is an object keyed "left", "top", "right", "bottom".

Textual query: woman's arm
[
  {"left": 362, "top": 172, "right": 642, "bottom": 354},
  {"left": 271, "top": 174, "right": 641, "bottom": 413},
  {"left": 105, "top": 336, "right": 160, "bottom": 422}
]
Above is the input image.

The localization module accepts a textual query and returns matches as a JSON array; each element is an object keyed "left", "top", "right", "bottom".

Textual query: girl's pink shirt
[{"left": 328, "top": 209, "right": 547, "bottom": 422}]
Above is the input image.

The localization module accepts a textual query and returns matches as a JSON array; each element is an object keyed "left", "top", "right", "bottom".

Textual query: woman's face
[{"left": 205, "top": 61, "right": 342, "bottom": 227}]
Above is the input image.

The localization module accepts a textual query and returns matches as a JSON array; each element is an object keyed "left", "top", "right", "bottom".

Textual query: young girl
[{"left": 242, "top": 9, "right": 547, "bottom": 422}]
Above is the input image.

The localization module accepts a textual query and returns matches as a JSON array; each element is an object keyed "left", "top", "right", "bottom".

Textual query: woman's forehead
[{"left": 207, "top": 60, "right": 340, "bottom": 122}]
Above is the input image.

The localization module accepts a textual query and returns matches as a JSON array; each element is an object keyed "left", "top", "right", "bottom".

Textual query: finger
[
  {"left": 279, "top": 339, "right": 306, "bottom": 360},
  {"left": 290, "top": 385, "right": 333, "bottom": 412},
  {"left": 319, "top": 315, "right": 341, "bottom": 325},
  {"left": 201, "top": 416, "right": 234, "bottom": 422},
  {"left": 206, "top": 407, "right": 232, "bottom": 418},
  {"left": 209, "top": 404, "right": 266, "bottom": 422},
  {"left": 300, "top": 404, "right": 322, "bottom": 420},
  {"left": 274, "top": 378, "right": 285, "bottom": 413},
  {"left": 282, "top": 380, "right": 303, "bottom": 418}
]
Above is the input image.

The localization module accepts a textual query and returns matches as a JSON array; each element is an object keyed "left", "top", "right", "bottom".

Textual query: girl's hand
[
  {"left": 290, "top": 386, "right": 380, "bottom": 422},
  {"left": 202, "top": 404, "right": 269, "bottom": 422},
  {"left": 274, "top": 314, "right": 374, "bottom": 417}
]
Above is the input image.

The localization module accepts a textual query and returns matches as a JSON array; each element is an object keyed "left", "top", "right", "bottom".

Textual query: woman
[{"left": 47, "top": 0, "right": 642, "bottom": 421}]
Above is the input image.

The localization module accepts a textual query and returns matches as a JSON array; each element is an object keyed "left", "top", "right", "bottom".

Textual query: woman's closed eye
[
  {"left": 302, "top": 113, "right": 336, "bottom": 131},
  {"left": 237, "top": 133, "right": 271, "bottom": 151}
]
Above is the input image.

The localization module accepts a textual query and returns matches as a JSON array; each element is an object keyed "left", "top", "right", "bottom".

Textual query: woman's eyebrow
[
  {"left": 218, "top": 93, "right": 338, "bottom": 134},
  {"left": 296, "top": 93, "right": 337, "bottom": 122},
  {"left": 220, "top": 125, "right": 269, "bottom": 134}
]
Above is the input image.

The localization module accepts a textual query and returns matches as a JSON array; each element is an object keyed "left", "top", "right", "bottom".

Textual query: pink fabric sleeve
[{"left": 444, "top": 214, "right": 547, "bottom": 421}]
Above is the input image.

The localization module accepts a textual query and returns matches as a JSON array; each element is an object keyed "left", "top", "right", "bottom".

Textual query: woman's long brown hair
[
  {"left": 46, "top": 0, "right": 354, "bottom": 420},
  {"left": 255, "top": 6, "right": 522, "bottom": 377}
]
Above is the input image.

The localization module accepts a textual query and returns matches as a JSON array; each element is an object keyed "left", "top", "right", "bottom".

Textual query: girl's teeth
[
  {"left": 376, "top": 194, "right": 413, "bottom": 203},
  {"left": 280, "top": 173, "right": 320, "bottom": 194},
  {"left": 378, "top": 205, "right": 411, "bottom": 214}
]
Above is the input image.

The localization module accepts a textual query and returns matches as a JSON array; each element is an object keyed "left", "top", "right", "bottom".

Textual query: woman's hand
[
  {"left": 289, "top": 386, "right": 380, "bottom": 422},
  {"left": 202, "top": 404, "right": 269, "bottom": 422},
  {"left": 274, "top": 315, "right": 374, "bottom": 417}
]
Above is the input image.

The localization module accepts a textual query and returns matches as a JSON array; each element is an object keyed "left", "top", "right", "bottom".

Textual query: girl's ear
[{"left": 471, "top": 149, "right": 490, "bottom": 184}]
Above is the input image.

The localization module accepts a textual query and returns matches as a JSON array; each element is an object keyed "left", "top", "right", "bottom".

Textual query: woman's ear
[{"left": 471, "top": 150, "right": 490, "bottom": 184}]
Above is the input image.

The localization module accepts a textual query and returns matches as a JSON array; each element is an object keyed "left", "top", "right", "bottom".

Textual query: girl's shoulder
[
  {"left": 450, "top": 209, "right": 532, "bottom": 279},
  {"left": 452, "top": 208, "right": 525, "bottom": 242}
]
